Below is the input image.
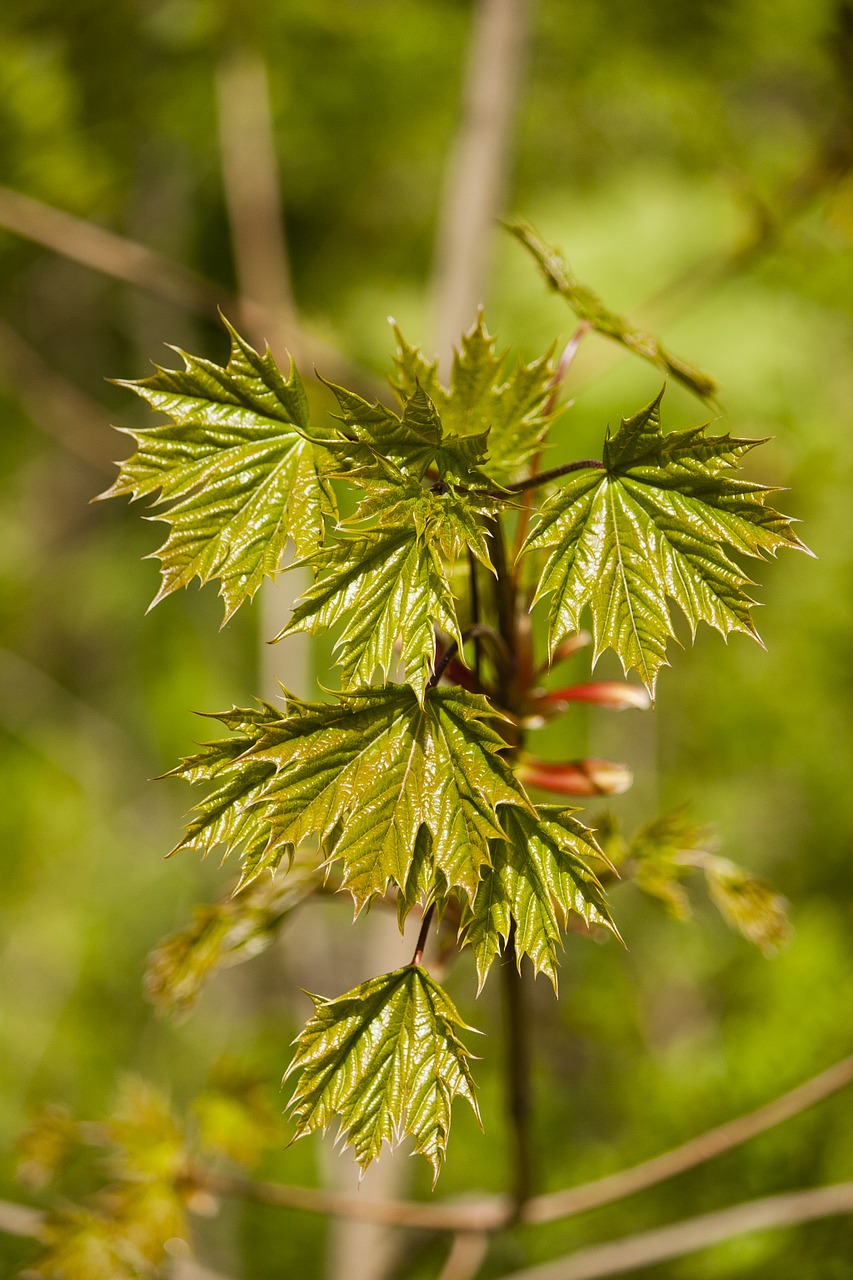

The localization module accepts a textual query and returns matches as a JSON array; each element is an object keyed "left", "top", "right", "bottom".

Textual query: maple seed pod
[
  {"left": 537, "top": 681, "right": 651, "bottom": 712},
  {"left": 517, "top": 756, "right": 633, "bottom": 797}
]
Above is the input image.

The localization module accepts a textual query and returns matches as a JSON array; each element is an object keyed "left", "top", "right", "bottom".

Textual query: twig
[
  {"left": 0, "top": 184, "right": 379, "bottom": 394},
  {"left": 521, "top": 1053, "right": 853, "bottom": 1224},
  {"left": 498, "top": 1182, "right": 853, "bottom": 1280},
  {"left": 437, "top": 1231, "right": 490, "bottom": 1280},
  {"left": 215, "top": 49, "right": 297, "bottom": 359},
  {"left": 502, "top": 927, "right": 533, "bottom": 1217},
  {"left": 192, "top": 1168, "right": 510, "bottom": 1232},
  {"left": 412, "top": 903, "right": 437, "bottom": 967},
  {"left": 431, "top": 0, "right": 532, "bottom": 374}
]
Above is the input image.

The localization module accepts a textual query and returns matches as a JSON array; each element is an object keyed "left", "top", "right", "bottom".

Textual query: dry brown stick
[
  {"left": 431, "top": 0, "right": 532, "bottom": 374},
  {"left": 520, "top": 1053, "right": 853, "bottom": 1225},
  {"left": 0, "top": 184, "right": 379, "bottom": 393},
  {"left": 499, "top": 1183, "right": 853, "bottom": 1280},
  {"left": 215, "top": 49, "right": 297, "bottom": 360},
  {"left": 0, "top": 184, "right": 229, "bottom": 319},
  {"left": 437, "top": 1231, "right": 490, "bottom": 1280}
]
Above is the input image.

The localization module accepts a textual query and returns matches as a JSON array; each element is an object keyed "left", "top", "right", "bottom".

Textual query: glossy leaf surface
[
  {"left": 171, "top": 685, "right": 533, "bottom": 911},
  {"left": 462, "top": 806, "right": 617, "bottom": 989},
  {"left": 102, "top": 318, "right": 335, "bottom": 618},
  {"left": 523, "top": 390, "right": 806, "bottom": 692},
  {"left": 287, "top": 966, "right": 479, "bottom": 1178}
]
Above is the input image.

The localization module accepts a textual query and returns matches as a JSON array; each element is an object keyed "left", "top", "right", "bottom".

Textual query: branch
[
  {"left": 0, "top": 185, "right": 379, "bottom": 395},
  {"left": 521, "top": 1053, "right": 853, "bottom": 1224},
  {"left": 431, "top": 0, "right": 531, "bottom": 373},
  {"left": 215, "top": 49, "right": 297, "bottom": 359},
  {"left": 498, "top": 1183, "right": 853, "bottom": 1280},
  {"left": 437, "top": 1232, "right": 490, "bottom": 1280}
]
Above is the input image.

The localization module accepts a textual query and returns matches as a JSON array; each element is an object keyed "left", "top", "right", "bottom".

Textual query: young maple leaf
[
  {"left": 461, "top": 806, "right": 618, "bottom": 990},
  {"left": 391, "top": 312, "right": 559, "bottom": 483},
  {"left": 286, "top": 966, "right": 479, "bottom": 1180},
  {"left": 171, "top": 685, "right": 534, "bottom": 911},
  {"left": 101, "top": 317, "right": 336, "bottom": 620},
  {"left": 521, "top": 389, "right": 809, "bottom": 693}
]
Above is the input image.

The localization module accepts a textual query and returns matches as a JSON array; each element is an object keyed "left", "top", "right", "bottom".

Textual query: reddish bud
[
  {"left": 537, "top": 681, "right": 651, "bottom": 712},
  {"left": 517, "top": 756, "right": 633, "bottom": 796}
]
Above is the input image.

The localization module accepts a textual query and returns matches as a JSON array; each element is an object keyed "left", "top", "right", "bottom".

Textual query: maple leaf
[
  {"left": 506, "top": 220, "right": 718, "bottom": 403},
  {"left": 286, "top": 966, "right": 479, "bottom": 1179},
  {"left": 101, "top": 318, "right": 336, "bottom": 619},
  {"left": 391, "top": 313, "right": 558, "bottom": 482},
  {"left": 522, "top": 389, "right": 808, "bottom": 692},
  {"left": 461, "top": 806, "right": 617, "bottom": 990},
  {"left": 171, "top": 685, "right": 533, "bottom": 912},
  {"left": 323, "top": 377, "right": 493, "bottom": 488},
  {"left": 276, "top": 481, "right": 494, "bottom": 700}
]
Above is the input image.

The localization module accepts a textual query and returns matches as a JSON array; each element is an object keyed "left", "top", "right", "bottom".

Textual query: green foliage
[
  {"left": 100, "top": 318, "right": 336, "bottom": 620},
  {"left": 506, "top": 221, "right": 719, "bottom": 402},
  {"left": 603, "top": 809, "right": 791, "bottom": 953},
  {"left": 286, "top": 966, "right": 479, "bottom": 1180},
  {"left": 522, "top": 390, "right": 806, "bottom": 692},
  {"left": 102, "top": 299, "right": 801, "bottom": 1178}
]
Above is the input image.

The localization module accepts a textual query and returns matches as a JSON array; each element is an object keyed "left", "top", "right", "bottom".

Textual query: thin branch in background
[
  {"left": 500, "top": 1182, "right": 853, "bottom": 1280},
  {"left": 0, "top": 183, "right": 228, "bottom": 319},
  {"left": 0, "top": 316, "right": 115, "bottom": 473},
  {"left": 431, "top": 0, "right": 531, "bottom": 374},
  {"left": 436, "top": 1231, "right": 490, "bottom": 1280},
  {"left": 215, "top": 50, "right": 297, "bottom": 360},
  {"left": 522, "top": 1053, "right": 853, "bottom": 1225},
  {"left": 0, "top": 184, "right": 379, "bottom": 394}
]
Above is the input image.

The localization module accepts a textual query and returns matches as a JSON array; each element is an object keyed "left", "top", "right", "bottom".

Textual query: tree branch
[
  {"left": 431, "top": 0, "right": 532, "bottom": 374},
  {"left": 521, "top": 1053, "right": 853, "bottom": 1224},
  {"left": 437, "top": 1231, "right": 490, "bottom": 1280},
  {"left": 499, "top": 1183, "right": 853, "bottom": 1280}
]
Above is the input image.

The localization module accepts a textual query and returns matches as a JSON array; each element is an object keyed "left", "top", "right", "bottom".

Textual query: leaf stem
[
  {"left": 411, "top": 902, "right": 437, "bottom": 967},
  {"left": 505, "top": 458, "right": 604, "bottom": 495},
  {"left": 502, "top": 925, "right": 533, "bottom": 1217},
  {"left": 429, "top": 624, "right": 511, "bottom": 690},
  {"left": 468, "top": 548, "right": 483, "bottom": 690}
]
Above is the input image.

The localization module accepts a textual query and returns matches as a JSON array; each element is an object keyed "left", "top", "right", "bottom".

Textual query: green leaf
[
  {"left": 286, "top": 966, "right": 479, "bottom": 1178},
  {"left": 172, "top": 685, "right": 533, "bottom": 912},
  {"left": 391, "top": 313, "right": 558, "bottom": 482},
  {"left": 144, "top": 853, "right": 319, "bottom": 1015},
  {"left": 462, "top": 806, "right": 617, "bottom": 990},
  {"left": 101, "top": 317, "right": 336, "bottom": 619},
  {"left": 522, "top": 389, "right": 807, "bottom": 692},
  {"left": 507, "top": 220, "right": 718, "bottom": 403},
  {"left": 277, "top": 482, "right": 494, "bottom": 700},
  {"left": 703, "top": 856, "right": 791, "bottom": 955}
]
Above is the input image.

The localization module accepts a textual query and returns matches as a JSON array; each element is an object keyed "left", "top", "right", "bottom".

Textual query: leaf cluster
[{"left": 105, "top": 268, "right": 804, "bottom": 1174}]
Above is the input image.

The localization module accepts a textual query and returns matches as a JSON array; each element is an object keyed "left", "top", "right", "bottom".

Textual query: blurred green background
[{"left": 2, "top": 0, "right": 853, "bottom": 1276}]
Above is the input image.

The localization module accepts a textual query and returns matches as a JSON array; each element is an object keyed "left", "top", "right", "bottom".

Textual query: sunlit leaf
[
  {"left": 286, "top": 966, "right": 479, "bottom": 1178},
  {"left": 522, "top": 389, "right": 807, "bottom": 692},
  {"left": 171, "top": 685, "right": 533, "bottom": 912},
  {"left": 462, "top": 806, "right": 618, "bottom": 989},
  {"left": 102, "top": 317, "right": 336, "bottom": 618}
]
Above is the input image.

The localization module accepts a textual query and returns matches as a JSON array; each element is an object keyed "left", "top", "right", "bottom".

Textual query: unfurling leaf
[
  {"left": 171, "top": 685, "right": 533, "bottom": 912},
  {"left": 391, "top": 312, "right": 559, "bottom": 482},
  {"left": 286, "top": 966, "right": 479, "bottom": 1178},
  {"left": 516, "top": 756, "right": 633, "bottom": 797},
  {"left": 506, "top": 220, "right": 718, "bottom": 402},
  {"left": 462, "top": 806, "right": 618, "bottom": 990},
  {"left": 522, "top": 389, "right": 807, "bottom": 692},
  {"left": 703, "top": 857, "right": 791, "bottom": 954},
  {"left": 145, "top": 853, "right": 319, "bottom": 1015},
  {"left": 101, "top": 317, "right": 336, "bottom": 619}
]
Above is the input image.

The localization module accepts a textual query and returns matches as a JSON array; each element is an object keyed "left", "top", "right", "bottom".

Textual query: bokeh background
[{"left": 2, "top": 0, "right": 853, "bottom": 1277}]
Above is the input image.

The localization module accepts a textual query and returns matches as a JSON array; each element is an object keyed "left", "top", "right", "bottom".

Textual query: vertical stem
[
  {"left": 468, "top": 548, "right": 483, "bottom": 691},
  {"left": 502, "top": 925, "right": 533, "bottom": 1216}
]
